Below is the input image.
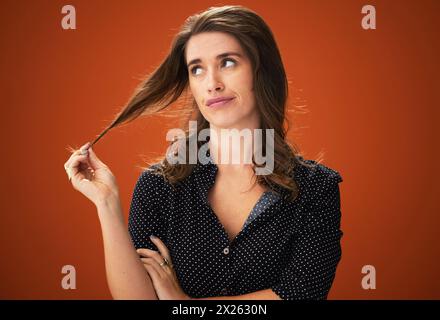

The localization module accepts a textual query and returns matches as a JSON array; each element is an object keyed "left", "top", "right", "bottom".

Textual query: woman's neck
[{"left": 208, "top": 121, "right": 259, "bottom": 175}]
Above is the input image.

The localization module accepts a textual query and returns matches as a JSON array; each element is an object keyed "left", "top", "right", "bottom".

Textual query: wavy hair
[{"left": 90, "top": 5, "right": 317, "bottom": 202}]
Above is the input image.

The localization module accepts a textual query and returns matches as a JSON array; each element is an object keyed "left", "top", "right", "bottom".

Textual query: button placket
[{"left": 220, "top": 245, "right": 233, "bottom": 296}]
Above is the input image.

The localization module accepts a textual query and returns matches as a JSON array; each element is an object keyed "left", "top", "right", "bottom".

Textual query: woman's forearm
[
  {"left": 191, "top": 289, "right": 282, "bottom": 300},
  {"left": 96, "top": 197, "right": 158, "bottom": 300}
]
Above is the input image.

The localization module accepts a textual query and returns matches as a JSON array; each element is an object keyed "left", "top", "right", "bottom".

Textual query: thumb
[{"left": 87, "top": 147, "right": 107, "bottom": 170}]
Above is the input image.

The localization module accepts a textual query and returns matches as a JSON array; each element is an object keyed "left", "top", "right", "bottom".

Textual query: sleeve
[
  {"left": 128, "top": 168, "right": 170, "bottom": 251},
  {"left": 270, "top": 171, "right": 344, "bottom": 300}
]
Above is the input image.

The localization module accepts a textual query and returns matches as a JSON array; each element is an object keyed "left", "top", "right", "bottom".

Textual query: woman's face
[{"left": 185, "top": 31, "right": 259, "bottom": 130}]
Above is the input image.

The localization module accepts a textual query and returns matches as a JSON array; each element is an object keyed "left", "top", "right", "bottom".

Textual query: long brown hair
[{"left": 90, "top": 5, "right": 317, "bottom": 202}]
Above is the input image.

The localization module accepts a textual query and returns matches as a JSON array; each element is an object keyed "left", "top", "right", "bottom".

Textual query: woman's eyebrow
[{"left": 186, "top": 52, "right": 243, "bottom": 68}]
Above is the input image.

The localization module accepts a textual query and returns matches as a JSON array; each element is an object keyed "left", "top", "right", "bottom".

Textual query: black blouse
[{"left": 128, "top": 155, "right": 343, "bottom": 300}]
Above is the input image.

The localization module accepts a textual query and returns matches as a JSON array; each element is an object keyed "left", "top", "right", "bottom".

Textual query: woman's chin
[{"left": 208, "top": 118, "right": 240, "bottom": 130}]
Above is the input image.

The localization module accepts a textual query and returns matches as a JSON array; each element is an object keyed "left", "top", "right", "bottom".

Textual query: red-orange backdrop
[{"left": 0, "top": 0, "right": 438, "bottom": 299}]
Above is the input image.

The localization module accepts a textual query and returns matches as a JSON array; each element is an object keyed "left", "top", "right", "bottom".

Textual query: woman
[{"left": 63, "top": 5, "right": 343, "bottom": 300}]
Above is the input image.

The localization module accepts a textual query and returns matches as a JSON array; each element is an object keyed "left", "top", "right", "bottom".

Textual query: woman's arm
[
  {"left": 191, "top": 289, "right": 282, "bottom": 300},
  {"left": 96, "top": 196, "right": 158, "bottom": 300},
  {"left": 64, "top": 145, "right": 158, "bottom": 299}
]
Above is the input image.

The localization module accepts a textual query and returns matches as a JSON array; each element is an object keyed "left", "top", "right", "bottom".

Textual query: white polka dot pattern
[{"left": 128, "top": 156, "right": 343, "bottom": 300}]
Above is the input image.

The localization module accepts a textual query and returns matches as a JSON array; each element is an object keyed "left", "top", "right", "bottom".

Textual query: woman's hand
[
  {"left": 137, "top": 236, "right": 191, "bottom": 300},
  {"left": 63, "top": 142, "right": 120, "bottom": 207}
]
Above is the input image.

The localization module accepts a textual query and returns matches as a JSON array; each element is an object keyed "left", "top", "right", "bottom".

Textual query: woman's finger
[
  {"left": 137, "top": 248, "right": 167, "bottom": 267},
  {"left": 69, "top": 154, "right": 90, "bottom": 171},
  {"left": 149, "top": 236, "right": 172, "bottom": 262},
  {"left": 67, "top": 154, "right": 92, "bottom": 182},
  {"left": 141, "top": 257, "right": 164, "bottom": 279},
  {"left": 64, "top": 151, "right": 82, "bottom": 170},
  {"left": 141, "top": 261, "right": 161, "bottom": 290},
  {"left": 64, "top": 143, "right": 90, "bottom": 169},
  {"left": 67, "top": 142, "right": 91, "bottom": 156}
]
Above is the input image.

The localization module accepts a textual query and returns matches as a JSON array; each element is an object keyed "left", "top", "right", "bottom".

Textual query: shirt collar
[{"left": 192, "top": 151, "right": 296, "bottom": 203}]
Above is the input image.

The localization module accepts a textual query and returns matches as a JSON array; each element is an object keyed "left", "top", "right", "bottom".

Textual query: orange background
[{"left": 0, "top": 0, "right": 439, "bottom": 299}]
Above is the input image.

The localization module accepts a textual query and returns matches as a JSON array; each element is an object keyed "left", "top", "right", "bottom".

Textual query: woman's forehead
[{"left": 185, "top": 32, "right": 244, "bottom": 61}]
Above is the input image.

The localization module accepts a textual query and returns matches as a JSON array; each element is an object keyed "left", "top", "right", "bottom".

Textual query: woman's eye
[
  {"left": 190, "top": 59, "right": 236, "bottom": 76},
  {"left": 191, "top": 66, "right": 202, "bottom": 75},
  {"left": 223, "top": 59, "right": 236, "bottom": 68}
]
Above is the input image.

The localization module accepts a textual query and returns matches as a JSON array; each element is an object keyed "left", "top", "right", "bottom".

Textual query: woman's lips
[{"left": 208, "top": 97, "right": 235, "bottom": 108}]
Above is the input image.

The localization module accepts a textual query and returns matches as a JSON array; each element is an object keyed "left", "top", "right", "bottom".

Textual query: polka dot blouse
[{"left": 128, "top": 155, "right": 343, "bottom": 300}]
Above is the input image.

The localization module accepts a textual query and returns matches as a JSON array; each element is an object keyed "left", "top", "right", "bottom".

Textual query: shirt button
[{"left": 223, "top": 247, "right": 230, "bottom": 255}]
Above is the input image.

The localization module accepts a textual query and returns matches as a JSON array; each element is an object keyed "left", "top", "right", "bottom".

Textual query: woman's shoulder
[
  {"left": 133, "top": 162, "right": 175, "bottom": 195},
  {"left": 293, "top": 155, "right": 343, "bottom": 191},
  {"left": 291, "top": 155, "right": 343, "bottom": 231}
]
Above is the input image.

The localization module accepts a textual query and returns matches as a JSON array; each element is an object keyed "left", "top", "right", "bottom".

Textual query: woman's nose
[{"left": 206, "top": 71, "right": 224, "bottom": 92}]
